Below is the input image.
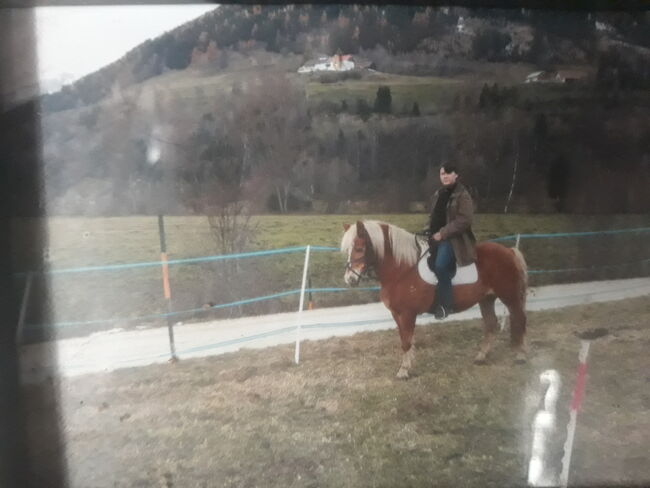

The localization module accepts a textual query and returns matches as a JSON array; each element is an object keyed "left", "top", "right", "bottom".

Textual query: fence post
[
  {"left": 158, "top": 215, "right": 178, "bottom": 362},
  {"left": 527, "top": 370, "right": 561, "bottom": 486},
  {"left": 15, "top": 272, "right": 34, "bottom": 345},
  {"left": 560, "top": 340, "right": 591, "bottom": 488},
  {"left": 294, "top": 245, "right": 311, "bottom": 365}
]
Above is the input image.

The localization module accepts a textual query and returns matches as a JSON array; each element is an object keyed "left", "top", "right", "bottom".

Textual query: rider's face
[{"left": 439, "top": 168, "right": 458, "bottom": 187}]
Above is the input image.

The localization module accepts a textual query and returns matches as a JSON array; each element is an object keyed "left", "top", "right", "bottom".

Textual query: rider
[{"left": 426, "top": 163, "right": 477, "bottom": 319}]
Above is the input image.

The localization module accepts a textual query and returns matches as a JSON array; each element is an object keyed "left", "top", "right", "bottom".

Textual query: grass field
[
  {"left": 306, "top": 74, "right": 465, "bottom": 114},
  {"left": 10, "top": 213, "right": 649, "bottom": 340},
  {"left": 303, "top": 72, "right": 615, "bottom": 115},
  {"left": 22, "top": 296, "right": 650, "bottom": 487}
]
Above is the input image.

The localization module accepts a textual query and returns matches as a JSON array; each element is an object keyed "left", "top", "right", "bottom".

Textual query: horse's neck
[
  {"left": 371, "top": 225, "right": 418, "bottom": 283},
  {"left": 375, "top": 252, "right": 414, "bottom": 284}
]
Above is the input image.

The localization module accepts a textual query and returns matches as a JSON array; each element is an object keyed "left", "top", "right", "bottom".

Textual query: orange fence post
[{"left": 158, "top": 215, "right": 178, "bottom": 362}]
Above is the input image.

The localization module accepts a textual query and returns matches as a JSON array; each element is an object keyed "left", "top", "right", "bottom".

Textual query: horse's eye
[{"left": 354, "top": 247, "right": 364, "bottom": 253}]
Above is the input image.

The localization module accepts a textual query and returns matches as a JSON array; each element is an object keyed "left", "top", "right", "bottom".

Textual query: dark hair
[{"left": 440, "top": 162, "right": 458, "bottom": 174}]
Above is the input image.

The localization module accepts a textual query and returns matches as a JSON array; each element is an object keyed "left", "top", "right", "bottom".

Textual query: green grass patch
[{"left": 306, "top": 74, "right": 464, "bottom": 114}]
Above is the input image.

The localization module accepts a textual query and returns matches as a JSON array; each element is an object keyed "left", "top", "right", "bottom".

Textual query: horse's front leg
[{"left": 392, "top": 311, "right": 417, "bottom": 379}]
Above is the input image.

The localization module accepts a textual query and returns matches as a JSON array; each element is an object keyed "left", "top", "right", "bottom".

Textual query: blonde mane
[{"left": 340, "top": 220, "right": 421, "bottom": 266}]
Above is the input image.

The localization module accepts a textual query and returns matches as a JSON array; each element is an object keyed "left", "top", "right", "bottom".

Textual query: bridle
[
  {"left": 345, "top": 228, "right": 428, "bottom": 282},
  {"left": 345, "top": 242, "right": 376, "bottom": 282}
]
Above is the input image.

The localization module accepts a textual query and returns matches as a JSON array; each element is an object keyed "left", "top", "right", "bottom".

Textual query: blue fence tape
[
  {"left": 23, "top": 244, "right": 340, "bottom": 277},
  {"left": 77, "top": 279, "right": 650, "bottom": 362},
  {"left": 489, "top": 227, "right": 650, "bottom": 242},
  {"left": 15, "top": 226, "right": 650, "bottom": 276},
  {"left": 32, "top": 253, "right": 648, "bottom": 330},
  {"left": 82, "top": 279, "right": 650, "bottom": 363},
  {"left": 27, "top": 286, "right": 382, "bottom": 330},
  {"left": 180, "top": 317, "right": 396, "bottom": 356},
  {"left": 19, "top": 226, "right": 649, "bottom": 330},
  {"left": 527, "top": 258, "right": 650, "bottom": 275},
  {"left": 37, "top": 246, "right": 309, "bottom": 276},
  {"left": 311, "top": 245, "right": 341, "bottom": 252}
]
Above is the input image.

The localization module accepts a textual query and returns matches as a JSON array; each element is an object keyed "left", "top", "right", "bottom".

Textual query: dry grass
[{"left": 22, "top": 296, "right": 650, "bottom": 487}]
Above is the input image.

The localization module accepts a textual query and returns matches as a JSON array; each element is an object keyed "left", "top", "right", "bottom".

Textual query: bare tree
[
  {"left": 206, "top": 199, "right": 256, "bottom": 257},
  {"left": 227, "top": 72, "right": 313, "bottom": 212},
  {"left": 201, "top": 184, "right": 258, "bottom": 317}
]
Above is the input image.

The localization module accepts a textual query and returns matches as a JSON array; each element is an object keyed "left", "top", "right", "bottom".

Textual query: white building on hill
[{"left": 298, "top": 54, "right": 355, "bottom": 73}]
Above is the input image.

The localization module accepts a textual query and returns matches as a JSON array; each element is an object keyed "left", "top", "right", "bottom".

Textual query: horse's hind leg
[
  {"left": 506, "top": 302, "right": 527, "bottom": 364},
  {"left": 393, "top": 311, "right": 416, "bottom": 379},
  {"left": 475, "top": 295, "right": 498, "bottom": 364}
]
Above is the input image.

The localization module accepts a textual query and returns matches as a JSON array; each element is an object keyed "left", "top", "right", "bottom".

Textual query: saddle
[{"left": 416, "top": 239, "right": 478, "bottom": 285}]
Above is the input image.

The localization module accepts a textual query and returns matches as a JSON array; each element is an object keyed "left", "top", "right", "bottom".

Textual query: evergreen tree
[
  {"left": 374, "top": 85, "right": 392, "bottom": 114},
  {"left": 164, "top": 37, "right": 194, "bottom": 70},
  {"left": 356, "top": 98, "right": 372, "bottom": 121}
]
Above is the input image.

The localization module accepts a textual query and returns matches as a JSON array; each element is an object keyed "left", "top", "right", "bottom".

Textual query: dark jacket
[{"left": 428, "top": 182, "right": 477, "bottom": 266}]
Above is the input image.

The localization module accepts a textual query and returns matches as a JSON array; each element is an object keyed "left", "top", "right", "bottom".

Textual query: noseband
[{"left": 345, "top": 248, "right": 376, "bottom": 281}]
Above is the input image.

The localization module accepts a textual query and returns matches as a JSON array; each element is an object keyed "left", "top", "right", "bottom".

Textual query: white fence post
[
  {"left": 560, "top": 340, "right": 591, "bottom": 488},
  {"left": 294, "top": 245, "right": 311, "bottom": 364},
  {"left": 527, "top": 369, "right": 561, "bottom": 487}
]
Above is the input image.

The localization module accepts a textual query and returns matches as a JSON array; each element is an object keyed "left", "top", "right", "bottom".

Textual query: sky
[{"left": 36, "top": 4, "right": 217, "bottom": 93}]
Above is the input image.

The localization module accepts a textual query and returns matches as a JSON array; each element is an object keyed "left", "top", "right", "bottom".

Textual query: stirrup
[
  {"left": 432, "top": 304, "right": 455, "bottom": 320},
  {"left": 430, "top": 304, "right": 446, "bottom": 319}
]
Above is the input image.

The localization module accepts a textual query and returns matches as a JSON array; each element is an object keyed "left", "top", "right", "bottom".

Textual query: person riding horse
[{"left": 426, "top": 163, "right": 477, "bottom": 319}]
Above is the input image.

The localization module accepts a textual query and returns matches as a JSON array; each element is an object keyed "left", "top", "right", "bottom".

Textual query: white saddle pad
[{"left": 417, "top": 245, "right": 478, "bottom": 285}]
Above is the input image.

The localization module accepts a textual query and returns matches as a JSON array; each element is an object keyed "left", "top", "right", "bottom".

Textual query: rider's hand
[{"left": 433, "top": 232, "right": 442, "bottom": 242}]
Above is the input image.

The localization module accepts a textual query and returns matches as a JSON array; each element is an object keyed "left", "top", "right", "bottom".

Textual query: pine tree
[
  {"left": 374, "top": 85, "right": 392, "bottom": 114},
  {"left": 357, "top": 98, "right": 371, "bottom": 121}
]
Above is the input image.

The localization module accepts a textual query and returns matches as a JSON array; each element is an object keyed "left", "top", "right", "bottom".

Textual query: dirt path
[{"left": 20, "top": 277, "right": 650, "bottom": 381}]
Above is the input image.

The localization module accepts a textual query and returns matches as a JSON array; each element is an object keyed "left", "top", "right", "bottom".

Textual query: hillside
[
  {"left": 5, "top": 5, "right": 650, "bottom": 216},
  {"left": 39, "top": 6, "right": 650, "bottom": 113}
]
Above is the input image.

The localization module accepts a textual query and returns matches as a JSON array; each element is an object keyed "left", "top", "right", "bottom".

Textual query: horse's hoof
[
  {"left": 396, "top": 368, "right": 410, "bottom": 380},
  {"left": 514, "top": 353, "right": 527, "bottom": 364}
]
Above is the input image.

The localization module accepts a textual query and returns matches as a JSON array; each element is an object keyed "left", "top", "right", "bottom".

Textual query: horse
[{"left": 341, "top": 220, "right": 528, "bottom": 379}]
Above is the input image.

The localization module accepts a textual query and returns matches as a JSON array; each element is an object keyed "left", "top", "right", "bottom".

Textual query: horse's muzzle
[
  {"left": 346, "top": 274, "right": 360, "bottom": 287},
  {"left": 344, "top": 267, "right": 362, "bottom": 287}
]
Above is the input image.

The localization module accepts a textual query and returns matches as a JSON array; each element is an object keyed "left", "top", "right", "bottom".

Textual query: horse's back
[
  {"left": 475, "top": 241, "right": 527, "bottom": 299},
  {"left": 476, "top": 241, "right": 519, "bottom": 263}
]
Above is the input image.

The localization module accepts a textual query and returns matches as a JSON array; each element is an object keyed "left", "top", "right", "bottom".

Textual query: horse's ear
[{"left": 343, "top": 223, "right": 350, "bottom": 231}]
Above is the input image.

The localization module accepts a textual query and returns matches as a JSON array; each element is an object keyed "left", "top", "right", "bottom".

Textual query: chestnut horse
[{"left": 341, "top": 220, "right": 528, "bottom": 379}]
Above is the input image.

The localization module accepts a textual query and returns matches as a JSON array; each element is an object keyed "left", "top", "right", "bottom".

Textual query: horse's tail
[{"left": 511, "top": 247, "right": 528, "bottom": 304}]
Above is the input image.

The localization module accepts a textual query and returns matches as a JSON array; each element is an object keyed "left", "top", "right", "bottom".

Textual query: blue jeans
[{"left": 432, "top": 241, "right": 456, "bottom": 310}]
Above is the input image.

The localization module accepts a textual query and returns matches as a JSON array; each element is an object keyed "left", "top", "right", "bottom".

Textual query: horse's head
[{"left": 341, "top": 220, "right": 375, "bottom": 287}]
